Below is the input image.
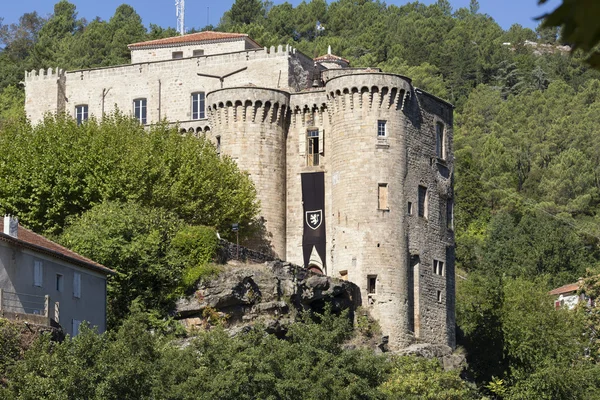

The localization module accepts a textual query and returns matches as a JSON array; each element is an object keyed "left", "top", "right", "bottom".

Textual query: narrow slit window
[
  {"left": 418, "top": 185, "right": 428, "bottom": 218},
  {"left": 216, "top": 136, "right": 221, "bottom": 155},
  {"left": 446, "top": 198, "right": 453, "bottom": 230},
  {"left": 191, "top": 92, "right": 205, "bottom": 119},
  {"left": 433, "top": 260, "right": 445, "bottom": 276},
  {"left": 436, "top": 122, "right": 445, "bottom": 159},
  {"left": 378, "top": 183, "right": 389, "bottom": 210},
  {"left": 367, "top": 275, "right": 377, "bottom": 294},
  {"left": 407, "top": 202, "right": 413, "bottom": 215},
  {"left": 437, "top": 290, "right": 443, "bottom": 303},
  {"left": 307, "top": 129, "right": 319, "bottom": 166}
]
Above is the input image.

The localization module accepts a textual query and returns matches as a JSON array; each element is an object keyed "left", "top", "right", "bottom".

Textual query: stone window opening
[
  {"left": 436, "top": 122, "right": 445, "bottom": 159},
  {"left": 307, "top": 129, "right": 319, "bottom": 166},
  {"left": 216, "top": 136, "right": 221, "bottom": 155},
  {"left": 193, "top": 49, "right": 204, "bottom": 57},
  {"left": 437, "top": 290, "right": 443, "bottom": 303},
  {"left": 433, "top": 260, "right": 445, "bottom": 276},
  {"left": 172, "top": 51, "right": 183, "bottom": 59},
  {"left": 367, "top": 275, "right": 377, "bottom": 294},
  {"left": 378, "top": 183, "right": 389, "bottom": 210},
  {"left": 133, "top": 98, "right": 147, "bottom": 125},
  {"left": 418, "top": 185, "right": 428, "bottom": 219},
  {"left": 377, "top": 120, "right": 387, "bottom": 137},
  {"left": 446, "top": 198, "right": 454, "bottom": 230},
  {"left": 339, "top": 270, "right": 348, "bottom": 281},
  {"left": 408, "top": 202, "right": 413, "bottom": 215},
  {"left": 191, "top": 92, "right": 206, "bottom": 119},
  {"left": 75, "top": 105, "right": 88, "bottom": 125}
]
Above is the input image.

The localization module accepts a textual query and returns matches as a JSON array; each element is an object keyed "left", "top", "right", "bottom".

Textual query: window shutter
[
  {"left": 73, "top": 272, "right": 81, "bottom": 298},
  {"left": 319, "top": 129, "right": 324, "bottom": 155},
  {"left": 72, "top": 319, "right": 81, "bottom": 336},
  {"left": 34, "top": 261, "right": 43, "bottom": 287}
]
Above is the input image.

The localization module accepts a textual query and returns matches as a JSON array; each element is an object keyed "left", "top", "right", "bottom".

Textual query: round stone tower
[
  {"left": 326, "top": 73, "right": 413, "bottom": 349},
  {"left": 207, "top": 87, "right": 289, "bottom": 258}
]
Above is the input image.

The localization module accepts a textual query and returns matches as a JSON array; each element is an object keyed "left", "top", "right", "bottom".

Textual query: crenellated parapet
[
  {"left": 24, "top": 68, "right": 65, "bottom": 81},
  {"left": 325, "top": 73, "right": 412, "bottom": 113},
  {"left": 290, "top": 91, "right": 329, "bottom": 128},
  {"left": 207, "top": 87, "right": 290, "bottom": 129}
]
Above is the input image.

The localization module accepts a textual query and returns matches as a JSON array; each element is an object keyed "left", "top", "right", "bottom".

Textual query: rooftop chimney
[{"left": 3, "top": 215, "right": 18, "bottom": 238}]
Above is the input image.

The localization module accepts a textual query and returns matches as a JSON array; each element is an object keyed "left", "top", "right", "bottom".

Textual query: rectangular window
[
  {"left": 446, "top": 199, "right": 453, "bottom": 229},
  {"left": 367, "top": 275, "right": 377, "bottom": 294},
  {"left": 191, "top": 92, "right": 206, "bottom": 119},
  {"left": 418, "top": 185, "right": 428, "bottom": 218},
  {"left": 75, "top": 105, "right": 88, "bottom": 125},
  {"left": 407, "top": 202, "right": 413, "bottom": 215},
  {"left": 193, "top": 49, "right": 204, "bottom": 56},
  {"left": 133, "top": 98, "right": 147, "bottom": 124},
  {"left": 437, "top": 290, "right": 443, "bottom": 303},
  {"left": 56, "top": 274, "right": 63, "bottom": 292},
  {"left": 33, "top": 261, "right": 43, "bottom": 287},
  {"left": 216, "top": 136, "right": 221, "bottom": 155},
  {"left": 436, "top": 122, "right": 445, "bottom": 159},
  {"left": 73, "top": 272, "right": 81, "bottom": 298},
  {"left": 307, "top": 129, "right": 319, "bottom": 166},
  {"left": 172, "top": 51, "right": 183, "bottom": 59},
  {"left": 378, "top": 183, "right": 389, "bottom": 210},
  {"left": 377, "top": 120, "right": 387, "bottom": 137},
  {"left": 72, "top": 319, "right": 81, "bottom": 336},
  {"left": 433, "top": 260, "right": 445, "bottom": 276}
]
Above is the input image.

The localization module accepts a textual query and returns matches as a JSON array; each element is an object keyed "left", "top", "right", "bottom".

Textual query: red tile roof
[
  {"left": 314, "top": 53, "right": 350, "bottom": 64},
  {"left": 549, "top": 282, "right": 580, "bottom": 296},
  {"left": 0, "top": 225, "right": 114, "bottom": 275},
  {"left": 128, "top": 31, "right": 260, "bottom": 49}
]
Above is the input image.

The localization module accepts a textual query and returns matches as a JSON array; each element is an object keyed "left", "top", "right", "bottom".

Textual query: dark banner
[{"left": 301, "top": 172, "right": 326, "bottom": 269}]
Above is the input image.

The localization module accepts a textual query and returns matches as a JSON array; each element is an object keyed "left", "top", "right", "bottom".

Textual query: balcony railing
[{"left": 0, "top": 288, "right": 59, "bottom": 326}]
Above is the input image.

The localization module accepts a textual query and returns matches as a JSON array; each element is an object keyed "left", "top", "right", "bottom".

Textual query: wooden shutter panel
[
  {"left": 73, "top": 272, "right": 81, "bottom": 298},
  {"left": 319, "top": 129, "right": 324, "bottom": 155},
  {"left": 34, "top": 261, "right": 43, "bottom": 287}
]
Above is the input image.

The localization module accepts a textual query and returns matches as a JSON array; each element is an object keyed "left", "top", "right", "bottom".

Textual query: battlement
[
  {"left": 326, "top": 73, "right": 412, "bottom": 112},
  {"left": 24, "top": 68, "right": 65, "bottom": 81},
  {"left": 290, "top": 91, "right": 328, "bottom": 128},
  {"left": 207, "top": 87, "right": 290, "bottom": 127}
]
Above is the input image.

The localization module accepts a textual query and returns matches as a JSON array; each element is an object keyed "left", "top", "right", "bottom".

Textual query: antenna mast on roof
[{"left": 175, "top": 0, "right": 185, "bottom": 35}]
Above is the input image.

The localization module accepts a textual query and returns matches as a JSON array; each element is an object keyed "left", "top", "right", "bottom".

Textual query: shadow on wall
[{"left": 241, "top": 216, "right": 275, "bottom": 258}]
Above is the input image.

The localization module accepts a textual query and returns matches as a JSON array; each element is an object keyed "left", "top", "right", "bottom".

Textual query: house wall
[
  {"left": 0, "top": 241, "right": 108, "bottom": 336},
  {"left": 130, "top": 38, "right": 255, "bottom": 63}
]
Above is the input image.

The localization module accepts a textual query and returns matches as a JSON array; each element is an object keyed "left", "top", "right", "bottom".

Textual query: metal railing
[{"left": 0, "top": 289, "right": 59, "bottom": 324}]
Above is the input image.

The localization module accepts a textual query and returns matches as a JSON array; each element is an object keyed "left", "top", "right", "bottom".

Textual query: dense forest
[{"left": 2, "top": 0, "right": 600, "bottom": 398}]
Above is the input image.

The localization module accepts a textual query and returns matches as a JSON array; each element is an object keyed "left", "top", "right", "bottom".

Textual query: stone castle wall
[{"left": 23, "top": 42, "right": 455, "bottom": 350}]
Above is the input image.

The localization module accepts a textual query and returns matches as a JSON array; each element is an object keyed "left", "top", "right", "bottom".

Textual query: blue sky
[{"left": 2, "top": 0, "right": 561, "bottom": 32}]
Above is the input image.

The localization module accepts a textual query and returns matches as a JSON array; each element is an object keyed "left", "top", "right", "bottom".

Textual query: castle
[{"left": 24, "top": 31, "right": 455, "bottom": 350}]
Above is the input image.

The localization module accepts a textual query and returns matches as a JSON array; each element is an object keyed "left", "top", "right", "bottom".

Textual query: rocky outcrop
[
  {"left": 396, "top": 343, "right": 466, "bottom": 371},
  {"left": 175, "top": 260, "right": 359, "bottom": 336}
]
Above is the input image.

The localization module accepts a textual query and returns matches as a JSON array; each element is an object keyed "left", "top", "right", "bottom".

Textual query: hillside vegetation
[{"left": 2, "top": 0, "right": 600, "bottom": 398}]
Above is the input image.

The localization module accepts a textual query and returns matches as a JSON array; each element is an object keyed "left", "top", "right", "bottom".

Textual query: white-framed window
[
  {"left": 33, "top": 261, "right": 43, "bottom": 287},
  {"left": 418, "top": 185, "right": 428, "bottom": 219},
  {"left": 436, "top": 122, "right": 445, "bottom": 159},
  {"left": 378, "top": 183, "right": 389, "bottom": 210},
  {"left": 133, "top": 98, "right": 147, "bottom": 124},
  {"left": 73, "top": 272, "right": 81, "bottom": 298},
  {"left": 377, "top": 120, "right": 387, "bottom": 137},
  {"left": 433, "top": 260, "right": 445, "bottom": 276},
  {"left": 56, "top": 274, "right": 64, "bottom": 292},
  {"left": 307, "top": 129, "right": 320, "bottom": 166},
  {"left": 191, "top": 92, "right": 206, "bottom": 119},
  {"left": 72, "top": 319, "right": 81, "bottom": 336},
  {"left": 75, "top": 105, "right": 88, "bottom": 125}
]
